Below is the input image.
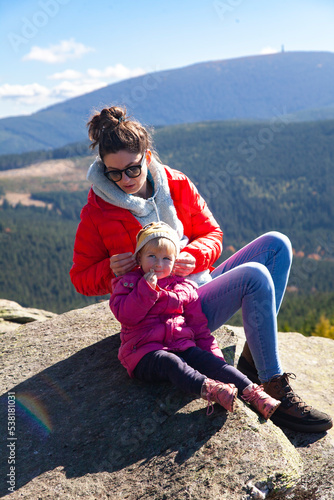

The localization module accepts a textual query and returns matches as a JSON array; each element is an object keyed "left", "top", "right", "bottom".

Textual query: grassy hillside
[
  {"left": 0, "top": 140, "right": 91, "bottom": 171},
  {"left": 0, "top": 119, "right": 333, "bottom": 336},
  {"left": 0, "top": 51, "right": 334, "bottom": 154}
]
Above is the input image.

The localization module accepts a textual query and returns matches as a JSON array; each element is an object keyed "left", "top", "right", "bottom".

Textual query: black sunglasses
[{"left": 104, "top": 153, "right": 146, "bottom": 182}]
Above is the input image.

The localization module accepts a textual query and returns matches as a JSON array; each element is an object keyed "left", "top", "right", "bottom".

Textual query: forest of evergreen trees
[{"left": 0, "top": 119, "right": 333, "bottom": 338}]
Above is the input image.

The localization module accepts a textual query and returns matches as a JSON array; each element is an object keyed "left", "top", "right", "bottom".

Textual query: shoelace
[
  {"left": 204, "top": 383, "right": 224, "bottom": 416},
  {"left": 283, "top": 373, "right": 312, "bottom": 413},
  {"left": 244, "top": 385, "right": 267, "bottom": 402},
  {"left": 206, "top": 396, "right": 215, "bottom": 416},
  {"left": 202, "top": 381, "right": 215, "bottom": 416}
]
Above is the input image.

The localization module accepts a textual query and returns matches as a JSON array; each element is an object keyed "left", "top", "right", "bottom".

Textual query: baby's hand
[{"left": 144, "top": 268, "right": 158, "bottom": 288}]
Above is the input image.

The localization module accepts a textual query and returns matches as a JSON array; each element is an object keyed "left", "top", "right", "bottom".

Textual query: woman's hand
[
  {"left": 144, "top": 268, "right": 158, "bottom": 289},
  {"left": 110, "top": 252, "right": 137, "bottom": 276},
  {"left": 173, "top": 252, "right": 196, "bottom": 277}
]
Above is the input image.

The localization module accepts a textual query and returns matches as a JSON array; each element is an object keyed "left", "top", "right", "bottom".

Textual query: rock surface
[
  {"left": 0, "top": 301, "right": 333, "bottom": 499},
  {"left": 0, "top": 299, "right": 57, "bottom": 334}
]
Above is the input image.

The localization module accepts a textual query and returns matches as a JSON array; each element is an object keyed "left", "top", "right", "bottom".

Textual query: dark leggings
[{"left": 133, "top": 347, "right": 252, "bottom": 396}]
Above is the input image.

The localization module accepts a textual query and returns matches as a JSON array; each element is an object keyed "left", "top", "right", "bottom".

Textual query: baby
[{"left": 110, "top": 222, "right": 280, "bottom": 418}]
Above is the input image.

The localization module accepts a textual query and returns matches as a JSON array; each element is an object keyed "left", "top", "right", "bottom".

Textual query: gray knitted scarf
[{"left": 87, "top": 156, "right": 184, "bottom": 238}]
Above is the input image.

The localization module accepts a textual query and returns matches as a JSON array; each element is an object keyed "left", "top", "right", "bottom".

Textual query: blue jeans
[{"left": 198, "top": 231, "right": 293, "bottom": 382}]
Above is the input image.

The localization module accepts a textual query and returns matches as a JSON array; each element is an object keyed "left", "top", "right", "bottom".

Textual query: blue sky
[{"left": 1, "top": 0, "right": 333, "bottom": 118}]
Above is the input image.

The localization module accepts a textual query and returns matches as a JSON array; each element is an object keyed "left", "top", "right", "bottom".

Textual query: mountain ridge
[{"left": 1, "top": 51, "right": 333, "bottom": 155}]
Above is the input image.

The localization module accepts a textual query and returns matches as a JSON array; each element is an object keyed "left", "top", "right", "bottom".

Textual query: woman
[{"left": 70, "top": 105, "right": 332, "bottom": 433}]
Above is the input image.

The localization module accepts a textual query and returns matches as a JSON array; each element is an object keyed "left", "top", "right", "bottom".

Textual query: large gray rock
[
  {"left": 0, "top": 302, "right": 333, "bottom": 499},
  {"left": 0, "top": 299, "right": 56, "bottom": 334}
]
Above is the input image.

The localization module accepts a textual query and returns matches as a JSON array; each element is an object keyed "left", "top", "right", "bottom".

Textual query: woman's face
[{"left": 103, "top": 149, "right": 151, "bottom": 197}]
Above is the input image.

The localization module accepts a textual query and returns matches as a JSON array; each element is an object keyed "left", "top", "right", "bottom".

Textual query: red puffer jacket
[{"left": 70, "top": 166, "right": 223, "bottom": 296}]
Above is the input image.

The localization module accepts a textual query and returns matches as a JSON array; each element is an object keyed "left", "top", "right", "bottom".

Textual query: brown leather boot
[
  {"left": 237, "top": 341, "right": 260, "bottom": 385},
  {"left": 263, "top": 373, "right": 333, "bottom": 433}
]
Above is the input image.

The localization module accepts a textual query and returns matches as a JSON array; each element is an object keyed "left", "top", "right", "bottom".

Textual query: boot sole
[
  {"left": 271, "top": 412, "right": 333, "bottom": 433},
  {"left": 218, "top": 387, "right": 238, "bottom": 412},
  {"left": 238, "top": 359, "right": 334, "bottom": 432},
  {"left": 230, "top": 388, "right": 238, "bottom": 412},
  {"left": 264, "top": 401, "right": 281, "bottom": 420}
]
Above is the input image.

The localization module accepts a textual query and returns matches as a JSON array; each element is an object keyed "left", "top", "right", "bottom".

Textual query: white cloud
[
  {"left": 47, "top": 63, "right": 145, "bottom": 84},
  {"left": 50, "top": 79, "right": 108, "bottom": 100},
  {"left": 0, "top": 83, "right": 49, "bottom": 102},
  {"left": 87, "top": 63, "right": 145, "bottom": 81},
  {"left": 0, "top": 79, "right": 106, "bottom": 107},
  {"left": 261, "top": 46, "right": 279, "bottom": 55},
  {"left": 0, "top": 63, "right": 148, "bottom": 117},
  {"left": 23, "top": 38, "right": 94, "bottom": 64},
  {"left": 48, "top": 69, "right": 83, "bottom": 80},
  {"left": 44, "top": 63, "right": 147, "bottom": 100}
]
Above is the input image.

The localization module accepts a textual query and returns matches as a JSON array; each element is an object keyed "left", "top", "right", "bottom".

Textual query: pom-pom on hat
[{"left": 134, "top": 222, "right": 180, "bottom": 257}]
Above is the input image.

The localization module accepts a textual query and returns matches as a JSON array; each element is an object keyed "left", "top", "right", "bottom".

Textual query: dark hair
[{"left": 87, "top": 105, "right": 152, "bottom": 160}]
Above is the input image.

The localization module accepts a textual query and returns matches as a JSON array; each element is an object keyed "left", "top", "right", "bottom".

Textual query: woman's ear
[{"left": 146, "top": 149, "right": 152, "bottom": 166}]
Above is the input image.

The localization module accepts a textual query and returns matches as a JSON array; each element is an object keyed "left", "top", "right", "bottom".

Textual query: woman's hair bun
[
  {"left": 87, "top": 106, "right": 127, "bottom": 149},
  {"left": 87, "top": 104, "right": 152, "bottom": 159},
  {"left": 100, "top": 106, "right": 126, "bottom": 129}
]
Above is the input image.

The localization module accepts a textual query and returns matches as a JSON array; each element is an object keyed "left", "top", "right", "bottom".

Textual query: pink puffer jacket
[{"left": 110, "top": 268, "right": 224, "bottom": 377}]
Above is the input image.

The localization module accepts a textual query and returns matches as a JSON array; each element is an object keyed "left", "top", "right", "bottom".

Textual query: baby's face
[{"left": 139, "top": 247, "right": 176, "bottom": 279}]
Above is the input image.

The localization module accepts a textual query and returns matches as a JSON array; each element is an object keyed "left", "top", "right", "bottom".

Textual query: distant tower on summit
[{"left": 281, "top": 45, "right": 285, "bottom": 53}]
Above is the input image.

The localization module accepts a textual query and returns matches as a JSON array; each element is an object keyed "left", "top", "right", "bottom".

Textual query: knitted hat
[{"left": 134, "top": 222, "right": 180, "bottom": 257}]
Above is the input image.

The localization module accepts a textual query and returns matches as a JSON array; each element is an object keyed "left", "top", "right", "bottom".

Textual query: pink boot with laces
[
  {"left": 241, "top": 383, "right": 281, "bottom": 419},
  {"left": 201, "top": 378, "right": 238, "bottom": 415}
]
